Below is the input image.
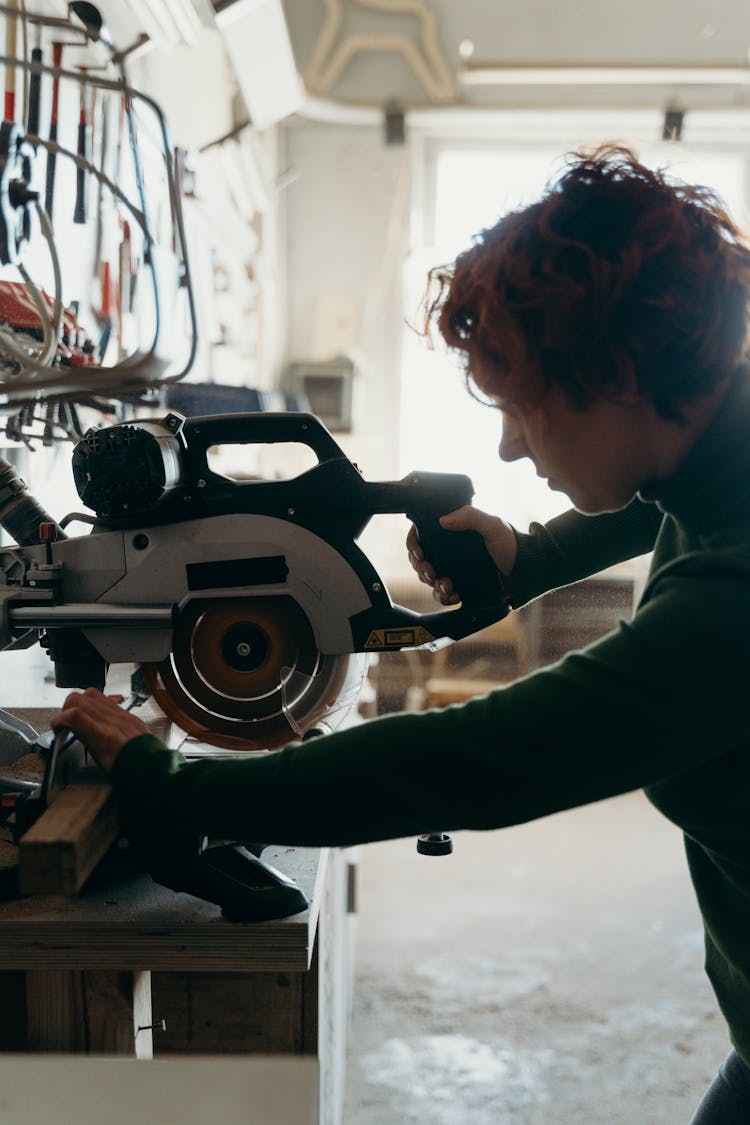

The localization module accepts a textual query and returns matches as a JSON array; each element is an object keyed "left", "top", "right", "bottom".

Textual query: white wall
[{"left": 281, "top": 118, "right": 412, "bottom": 479}]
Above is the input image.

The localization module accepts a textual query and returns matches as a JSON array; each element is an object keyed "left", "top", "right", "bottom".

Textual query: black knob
[{"left": 417, "top": 832, "right": 453, "bottom": 856}]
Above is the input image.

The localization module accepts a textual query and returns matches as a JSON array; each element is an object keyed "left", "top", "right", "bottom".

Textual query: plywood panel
[{"left": 152, "top": 971, "right": 306, "bottom": 1054}]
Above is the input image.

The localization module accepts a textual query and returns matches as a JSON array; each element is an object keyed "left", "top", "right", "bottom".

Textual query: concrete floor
[{"left": 344, "top": 792, "right": 730, "bottom": 1124}]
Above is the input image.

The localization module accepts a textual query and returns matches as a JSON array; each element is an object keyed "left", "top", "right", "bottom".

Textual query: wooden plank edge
[{"left": 18, "top": 782, "right": 120, "bottom": 896}]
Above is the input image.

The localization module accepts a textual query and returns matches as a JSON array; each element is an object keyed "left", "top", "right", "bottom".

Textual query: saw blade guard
[
  {"left": 141, "top": 596, "right": 369, "bottom": 752},
  {"left": 280, "top": 653, "right": 368, "bottom": 739}
]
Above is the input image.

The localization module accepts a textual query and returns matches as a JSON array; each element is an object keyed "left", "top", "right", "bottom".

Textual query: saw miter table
[{"left": 0, "top": 410, "right": 510, "bottom": 917}]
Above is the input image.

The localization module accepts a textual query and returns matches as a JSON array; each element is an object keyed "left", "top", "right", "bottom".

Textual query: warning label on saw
[{"left": 364, "top": 627, "right": 436, "bottom": 649}]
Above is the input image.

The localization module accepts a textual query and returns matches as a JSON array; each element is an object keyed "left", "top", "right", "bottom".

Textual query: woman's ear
[{"left": 606, "top": 366, "right": 643, "bottom": 407}]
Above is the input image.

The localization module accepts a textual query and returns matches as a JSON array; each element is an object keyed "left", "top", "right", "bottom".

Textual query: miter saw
[{"left": 0, "top": 410, "right": 510, "bottom": 918}]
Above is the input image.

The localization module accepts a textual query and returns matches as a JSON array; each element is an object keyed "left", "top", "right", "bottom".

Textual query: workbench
[{"left": 0, "top": 843, "right": 354, "bottom": 1125}]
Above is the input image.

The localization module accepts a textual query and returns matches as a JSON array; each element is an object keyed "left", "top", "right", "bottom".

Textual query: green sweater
[{"left": 114, "top": 370, "right": 750, "bottom": 1063}]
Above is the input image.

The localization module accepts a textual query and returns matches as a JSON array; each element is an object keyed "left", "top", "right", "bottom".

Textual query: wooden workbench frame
[{"left": 0, "top": 845, "right": 354, "bottom": 1125}]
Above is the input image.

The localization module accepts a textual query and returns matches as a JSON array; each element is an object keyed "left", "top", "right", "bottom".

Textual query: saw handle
[
  {"left": 164, "top": 411, "right": 507, "bottom": 612},
  {"left": 410, "top": 513, "right": 506, "bottom": 609},
  {"left": 182, "top": 412, "right": 346, "bottom": 478},
  {"left": 395, "top": 470, "right": 506, "bottom": 610}
]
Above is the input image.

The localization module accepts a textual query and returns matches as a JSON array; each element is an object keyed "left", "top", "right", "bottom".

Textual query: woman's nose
[{"left": 499, "top": 414, "right": 527, "bottom": 462}]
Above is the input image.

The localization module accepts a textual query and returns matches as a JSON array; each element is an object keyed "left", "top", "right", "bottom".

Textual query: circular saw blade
[{"left": 141, "top": 596, "right": 351, "bottom": 750}]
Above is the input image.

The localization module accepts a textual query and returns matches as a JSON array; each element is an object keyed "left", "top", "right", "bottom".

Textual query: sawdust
[
  {"left": 0, "top": 754, "right": 40, "bottom": 872},
  {"left": 0, "top": 753, "right": 43, "bottom": 782}
]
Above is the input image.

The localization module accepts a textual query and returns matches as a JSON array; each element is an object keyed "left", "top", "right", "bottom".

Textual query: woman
[{"left": 53, "top": 146, "right": 750, "bottom": 1121}]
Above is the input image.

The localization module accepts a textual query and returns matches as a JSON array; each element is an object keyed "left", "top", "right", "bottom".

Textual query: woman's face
[{"left": 496, "top": 384, "right": 658, "bottom": 514}]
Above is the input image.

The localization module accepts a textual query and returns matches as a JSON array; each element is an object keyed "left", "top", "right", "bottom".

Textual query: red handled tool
[
  {"left": 43, "top": 42, "right": 63, "bottom": 218},
  {"left": 4, "top": 0, "right": 17, "bottom": 122}
]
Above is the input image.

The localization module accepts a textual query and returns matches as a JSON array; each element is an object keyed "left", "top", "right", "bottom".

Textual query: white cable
[
  {"left": 0, "top": 203, "right": 63, "bottom": 376},
  {"left": 15, "top": 271, "right": 53, "bottom": 365},
  {"left": 0, "top": 312, "right": 48, "bottom": 367},
  {"left": 33, "top": 203, "right": 63, "bottom": 360}
]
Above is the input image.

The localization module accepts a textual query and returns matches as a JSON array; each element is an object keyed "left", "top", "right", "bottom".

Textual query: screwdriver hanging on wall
[
  {"left": 68, "top": 3, "right": 106, "bottom": 226},
  {"left": 73, "top": 69, "right": 89, "bottom": 224},
  {"left": 26, "top": 24, "right": 43, "bottom": 142},
  {"left": 44, "top": 42, "right": 63, "bottom": 219}
]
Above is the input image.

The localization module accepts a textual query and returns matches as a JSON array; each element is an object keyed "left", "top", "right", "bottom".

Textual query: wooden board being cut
[
  {"left": 19, "top": 779, "right": 119, "bottom": 896},
  {"left": 10, "top": 701, "right": 175, "bottom": 897}
]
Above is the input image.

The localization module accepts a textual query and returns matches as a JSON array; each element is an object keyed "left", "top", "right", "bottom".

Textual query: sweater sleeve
[
  {"left": 510, "top": 497, "right": 663, "bottom": 607},
  {"left": 112, "top": 552, "right": 750, "bottom": 849}
]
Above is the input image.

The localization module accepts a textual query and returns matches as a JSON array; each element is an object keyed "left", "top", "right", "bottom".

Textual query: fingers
[
  {"left": 406, "top": 526, "right": 433, "bottom": 585},
  {"left": 406, "top": 530, "right": 426, "bottom": 584},
  {"left": 411, "top": 555, "right": 456, "bottom": 602},
  {"left": 441, "top": 506, "right": 518, "bottom": 576},
  {"left": 408, "top": 504, "right": 511, "bottom": 605},
  {"left": 406, "top": 513, "right": 464, "bottom": 605},
  {"left": 416, "top": 559, "right": 436, "bottom": 586},
  {"left": 433, "top": 582, "right": 460, "bottom": 606},
  {"left": 53, "top": 687, "right": 123, "bottom": 726},
  {"left": 439, "top": 504, "right": 486, "bottom": 532},
  {"left": 52, "top": 688, "right": 93, "bottom": 728},
  {"left": 50, "top": 688, "right": 148, "bottom": 773},
  {"left": 414, "top": 559, "right": 459, "bottom": 606},
  {"left": 405, "top": 524, "right": 423, "bottom": 561}
]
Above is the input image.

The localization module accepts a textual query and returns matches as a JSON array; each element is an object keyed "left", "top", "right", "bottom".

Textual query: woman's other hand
[{"left": 50, "top": 688, "right": 149, "bottom": 773}]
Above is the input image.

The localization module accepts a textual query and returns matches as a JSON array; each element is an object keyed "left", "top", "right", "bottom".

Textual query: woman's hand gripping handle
[{"left": 406, "top": 504, "right": 517, "bottom": 606}]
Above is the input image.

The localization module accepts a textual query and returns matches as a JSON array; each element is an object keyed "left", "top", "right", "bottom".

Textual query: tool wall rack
[{"left": 0, "top": 2, "right": 198, "bottom": 447}]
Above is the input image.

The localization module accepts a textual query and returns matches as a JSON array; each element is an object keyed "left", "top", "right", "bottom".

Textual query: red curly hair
[{"left": 424, "top": 145, "right": 750, "bottom": 419}]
